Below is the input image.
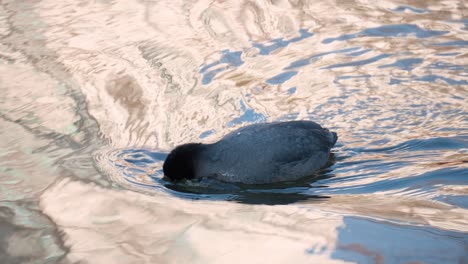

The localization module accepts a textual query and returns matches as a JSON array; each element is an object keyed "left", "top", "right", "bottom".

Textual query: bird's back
[{"left": 201, "top": 121, "right": 337, "bottom": 184}]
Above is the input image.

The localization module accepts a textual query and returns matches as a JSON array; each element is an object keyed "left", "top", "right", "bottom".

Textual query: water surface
[{"left": 0, "top": 0, "right": 467, "bottom": 263}]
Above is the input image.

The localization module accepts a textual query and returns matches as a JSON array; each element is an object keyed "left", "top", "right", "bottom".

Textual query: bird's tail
[{"left": 329, "top": 131, "right": 338, "bottom": 147}]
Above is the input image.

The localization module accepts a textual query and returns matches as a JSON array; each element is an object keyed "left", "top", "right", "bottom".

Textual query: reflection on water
[{"left": 0, "top": 0, "right": 467, "bottom": 263}]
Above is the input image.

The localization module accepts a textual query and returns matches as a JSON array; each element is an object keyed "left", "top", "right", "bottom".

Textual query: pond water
[{"left": 0, "top": 0, "right": 467, "bottom": 263}]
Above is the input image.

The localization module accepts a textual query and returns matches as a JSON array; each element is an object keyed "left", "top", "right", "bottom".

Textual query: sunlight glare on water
[{"left": 0, "top": 0, "right": 467, "bottom": 263}]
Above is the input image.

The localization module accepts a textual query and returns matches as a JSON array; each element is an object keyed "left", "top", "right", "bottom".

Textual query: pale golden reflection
[
  {"left": 41, "top": 179, "right": 347, "bottom": 264},
  {"left": 30, "top": 0, "right": 466, "bottom": 148},
  {"left": 0, "top": 0, "right": 467, "bottom": 263}
]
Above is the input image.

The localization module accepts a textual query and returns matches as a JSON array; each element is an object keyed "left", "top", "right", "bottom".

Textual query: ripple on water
[
  {"left": 94, "top": 134, "right": 467, "bottom": 208},
  {"left": 94, "top": 146, "right": 338, "bottom": 204},
  {"left": 3, "top": 0, "right": 468, "bottom": 262}
]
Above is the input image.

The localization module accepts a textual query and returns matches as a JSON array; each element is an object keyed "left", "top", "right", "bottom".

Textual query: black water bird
[{"left": 163, "top": 121, "right": 337, "bottom": 184}]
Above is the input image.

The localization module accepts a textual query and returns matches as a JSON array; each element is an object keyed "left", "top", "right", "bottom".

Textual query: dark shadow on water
[
  {"left": 163, "top": 167, "right": 336, "bottom": 205},
  {"left": 230, "top": 193, "right": 329, "bottom": 205}
]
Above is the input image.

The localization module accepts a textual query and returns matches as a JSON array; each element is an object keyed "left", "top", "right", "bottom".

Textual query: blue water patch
[
  {"left": 266, "top": 71, "right": 298, "bottom": 85},
  {"left": 123, "top": 167, "right": 146, "bottom": 178},
  {"left": 416, "top": 75, "right": 468, "bottom": 85},
  {"left": 390, "top": 75, "right": 468, "bottom": 86},
  {"left": 275, "top": 113, "right": 299, "bottom": 122},
  {"left": 199, "top": 129, "right": 215, "bottom": 139},
  {"left": 426, "top": 61, "right": 466, "bottom": 71},
  {"left": 286, "top": 58, "right": 310, "bottom": 69},
  {"left": 389, "top": 78, "right": 403, "bottom": 85},
  {"left": 200, "top": 49, "right": 244, "bottom": 85},
  {"left": 200, "top": 50, "right": 243, "bottom": 73},
  {"left": 433, "top": 40, "right": 468, "bottom": 47},
  {"left": 323, "top": 24, "right": 448, "bottom": 44},
  {"left": 449, "top": 19, "right": 468, "bottom": 30},
  {"left": 436, "top": 52, "right": 461, "bottom": 56},
  {"left": 253, "top": 29, "right": 313, "bottom": 55},
  {"left": 390, "top": 5, "right": 429, "bottom": 14},
  {"left": 199, "top": 29, "right": 314, "bottom": 85},
  {"left": 351, "top": 136, "right": 468, "bottom": 153},
  {"left": 201, "top": 67, "right": 228, "bottom": 85},
  {"left": 327, "top": 216, "right": 467, "bottom": 264},
  {"left": 436, "top": 195, "right": 468, "bottom": 209},
  {"left": 290, "top": 29, "right": 314, "bottom": 42},
  {"left": 287, "top": 87, "right": 297, "bottom": 94},
  {"left": 123, "top": 158, "right": 155, "bottom": 167},
  {"left": 227, "top": 100, "right": 266, "bottom": 127},
  {"left": 337, "top": 75, "right": 372, "bottom": 80},
  {"left": 318, "top": 166, "right": 467, "bottom": 195},
  {"left": 379, "top": 58, "right": 423, "bottom": 71},
  {"left": 346, "top": 49, "right": 372, "bottom": 57},
  {"left": 284, "top": 47, "right": 360, "bottom": 70},
  {"left": 322, "top": 54, "right": 391, "bottom": 69}
]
